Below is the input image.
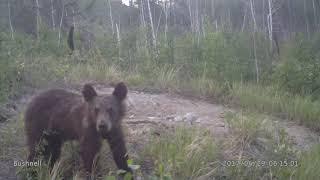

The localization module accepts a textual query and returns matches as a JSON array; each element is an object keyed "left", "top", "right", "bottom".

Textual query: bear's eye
[{"left": 94, "top": 107, "right": 100, "bottom": 114}]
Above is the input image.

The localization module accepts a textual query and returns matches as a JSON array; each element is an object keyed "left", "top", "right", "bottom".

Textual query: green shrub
[{"left": 274, "top": 34, "right": 320, "bottom": 98}]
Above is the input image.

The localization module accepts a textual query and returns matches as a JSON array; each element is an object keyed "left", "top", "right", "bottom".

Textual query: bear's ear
[
  {"left": 82, "top": 84, "right": 97, "bottom": 102},
  {"left": 112, "top": 82, "right": 127, "bottom": 101}
]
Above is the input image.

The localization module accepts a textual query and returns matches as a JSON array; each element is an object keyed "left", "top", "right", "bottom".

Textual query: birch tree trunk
[
  {"left": 211, "top": 0, "right": 215, "bottom": 25},
  {"left": 58, "top": 4, "right": 65, "bottom": 46},
  {"left": 188, "top": 0, "right": 194, "bottom": 32},
  {"left": 8, "top": 0, "right": 14, "bottom": 40},
  {"left": 164, "top": 1, "right": 168, "bottom": 40},
  {"left": 147, "top": 0, "right": 156, "bottom": 50},
  {"left": 35, "top": 0, "right": 41, "bottom": 40},
  {"left": 116, "top": 23, "right": 121, "bottom": 61},
  {"left": 250, "top": 0, "right": 257, "bottom": 30},
  {"left": 140, "top": 0, "right": 146, "bottom": 28},
  {"left": 241, "top": 5, "right": 247, "bottom": 32},
  {"left": 201, "top": 16, "right": 205, "bottom": 38},
  {"left": 304, "top": 0, "right": 310, "bottom": 38},
  {"left": 195, "top": 0, "right": 200, "bottom": 44},
  {"left": 72, "top": 7, "right": 76, "bottom": 29},
  {"left": 262, "top": 0, "right": 265, "bottom": 34},
  {"left": 250, "top": 0, "right": 259, "bottom": 83},
  {"left": 156, "top": 7, "right": 163, "bottom": 38},
  {"left": 312, "top": 0, "right": 317, "bottom": 31},
  {"left": 107, "top": 0, "right": 114, "bottom": 35},
  {"left": 50, "top": 0, "right": 55, "bottom": 30},
  {"left": 268, "top": 0, "right": 273, "bottom": 51}
]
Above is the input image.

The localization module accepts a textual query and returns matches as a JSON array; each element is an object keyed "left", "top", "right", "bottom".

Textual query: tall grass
[
  {"left": 143, "top": 126, "right": 219, "bottom": 179},
  {"left": 230, "top": 83, "right": 320, "bottom": 130},
  {"left": 292, "top": 144, "right": 320, "bottom": 180},
  {"left": 223, "top": 112, "right": 298, "bottom": 180}
]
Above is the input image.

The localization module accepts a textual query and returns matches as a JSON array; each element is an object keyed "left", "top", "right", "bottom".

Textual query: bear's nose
[{"left": 98, "top": 124, "right": 108, "bottom": 131}]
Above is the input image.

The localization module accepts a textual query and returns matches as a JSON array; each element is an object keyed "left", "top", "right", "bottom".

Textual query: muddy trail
[{"left": 0, "top": 84, "right": 319, "bottom": 179}]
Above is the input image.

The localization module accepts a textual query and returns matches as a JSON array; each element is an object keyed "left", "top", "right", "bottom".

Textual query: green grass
[
  {"left": 143, "top": 126, "right": 219, "bottom": 179},
  {"left": 223, "top": 112, "right": 299, "bottom": 180},
  {"left": 0, "top": 113, "right": 26, "bottom": 161},
  {"left": 17, "top": 161, "right": 64, "bottom": 180},
  {"left": 230, "top": 83, "right": 320, "bottom": 130},
  {"left": 292, "top": 144, "right": 320, "bottom": 180},
  {"left": 0, "top": 110, "right": 318, "bottom": 179}
]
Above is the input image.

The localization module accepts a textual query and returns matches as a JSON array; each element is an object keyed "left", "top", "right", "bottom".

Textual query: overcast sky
[{"left": 122, "top": 0, "right": 129, "bottom": 5}]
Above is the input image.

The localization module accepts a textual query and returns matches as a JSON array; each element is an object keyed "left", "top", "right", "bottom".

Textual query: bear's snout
[
  {"left": 98, "top": 123, "right": 108, "bottom": 131},
  {"left": 96, "top": 118, "right": 112, "bottom": 138}
]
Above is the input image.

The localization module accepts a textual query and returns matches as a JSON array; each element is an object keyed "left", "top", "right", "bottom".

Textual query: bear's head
[{"left": 82, "top": 82, "right": 127, "bottom": 138}]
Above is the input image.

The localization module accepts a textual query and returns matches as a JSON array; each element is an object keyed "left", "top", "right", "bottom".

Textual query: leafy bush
[{"left": 274, "top": 34, "right": 320, "bottom": 98}]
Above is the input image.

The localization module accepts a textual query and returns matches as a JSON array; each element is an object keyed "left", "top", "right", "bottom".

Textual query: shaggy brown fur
[{"left": 24, "top": 83, "right": 131, "bottom": 175}]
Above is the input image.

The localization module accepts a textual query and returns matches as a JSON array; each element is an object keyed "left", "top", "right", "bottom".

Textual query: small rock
[
  {"left": 216, "top": 122, "right": 225, "bottom": 127},
  {"left": 174, "top": 116, "right": 183, "bottom": 122},
  {"left": 195, "top": 118, "right": 201, "bottom": 123},
  {"left": 183, "top": 112, "right": 198, "bottom": 122},
  {"left": 166, "top": 116, "right": 175, "bottom": 121}
]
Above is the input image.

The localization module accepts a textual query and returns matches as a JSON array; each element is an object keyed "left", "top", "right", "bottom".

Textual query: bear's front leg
[
  {"left": 106, "top": 126, "right": 132, "bottom": 173},
  {"left": 79, "top": 132, "right": 102, "bottom": 175}
]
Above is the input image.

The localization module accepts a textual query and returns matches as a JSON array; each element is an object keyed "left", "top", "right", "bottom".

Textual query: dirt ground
[{"left": 0, "top": 84, "right": 319, "bottom": 179}]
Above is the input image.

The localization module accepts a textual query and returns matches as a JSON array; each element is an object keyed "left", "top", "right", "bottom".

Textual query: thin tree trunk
[
  {"left": 107, "top": 0, "right": 114, "bottom": 35},
  {"left": 156, "top": 6, "right": 163, "bottom": 38},
  {"left": 72, "top": 7, "right": 76, "bottom": 29},
  {"left": 241, "top": 5, "right": 247, "bottom": 32},
  {"left": 268, "top": 0, "right": 273, "bottom": 50},
  {"left": 250, "top": 0, "right": 257, "bottom": 30},
  {"left": 253, "top": 33, "right": 259, "bottom": 83},
  {"left": 116, "top": 23, "right": 121, "bottom": 61},
  {"left": 35, "top": 0, "right": 41, "bottom": 40},
  {"left": 215, "top": 20, "right": 218, "bottom": 31},
  {"left": 58, "top": 4, "right": 65, "bottom": 46},
  {"left": 227, "top": 8, "right": 232, "bottom": 31},
  {"left": 195, "top": 0, "right": 200, "bottom": 45},
  {"left": 262, "top": 0, "right": 265, "bottom": 34},
  {"left": 139, "top": 0, "right": 147, "bottom": 48},
  {"left": 304, "top": 0, "right": 310, "bottom": 38},
  {"left": 172, "top": 0, "right": 176, "bottom": 26},
  {"left": 147, "top": 0, "right": 156, "bottom": 50},
  {"left": 140, "top": 0, "right": 146, "bottom": 28},
  {"left": 8, "top": 0, "right": 14, "bottom": 40},
  {"left": 250, "top": 0, "right": 259, "bottom": 83},
  {"left": 211, "top": 0, "right": 215, "bottom": 25},
  {"left": 50, "top": 0, "right": 55, "bottom": 30},
  {"left": 312, "top": 0, "right": 317, "bottom": 31},
  {"left": 164, "top": 1, "right": 168, "bottom": 40},
  {"left": 188, "top": 0, "right": 193, "bottom": 32},
  {"left": 202, "top": 15, "right": 206, "bottom": 38}
]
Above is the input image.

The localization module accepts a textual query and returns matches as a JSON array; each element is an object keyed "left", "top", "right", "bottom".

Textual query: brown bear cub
[{"left": 24, "top": 82, "right": 131, "bottom": 175}]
